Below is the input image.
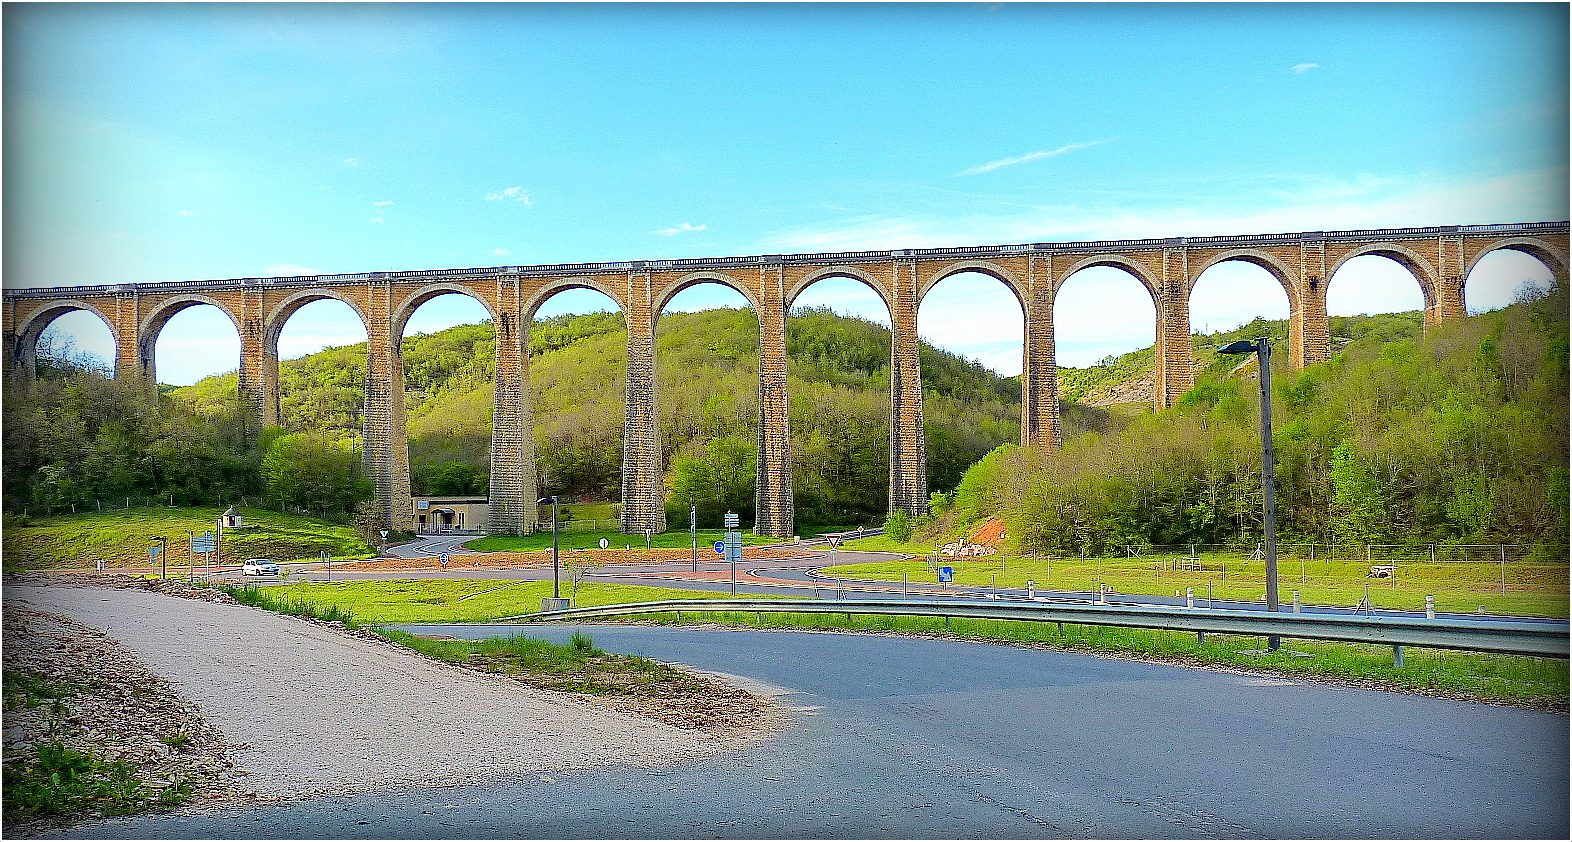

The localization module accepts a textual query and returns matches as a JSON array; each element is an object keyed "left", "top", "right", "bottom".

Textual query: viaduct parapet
[{"left": 5, "top": 221, "right": 1567, "bottom": 537}]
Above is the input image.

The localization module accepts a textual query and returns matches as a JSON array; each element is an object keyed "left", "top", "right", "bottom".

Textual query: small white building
[{"left": 413, "top": 496, "right": 490, "bottom": 534}]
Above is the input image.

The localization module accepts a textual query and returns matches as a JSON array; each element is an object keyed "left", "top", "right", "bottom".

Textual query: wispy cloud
[
  {"left": 176, "top": 209, "right": 194, "bottom": 217},
  {"left": 372, "top": 200, "right": 394, "bottom": 208},
  {"left": 654, "top": 222, "right": 707, "bottom": 236},
  {"left": 491, "top": 247, "right": 511, "bottom": 256},
  {"left": 369, "top": 217, "right": 385, "bottom": 225},
  {"left": 486, "top": 186, "right": 533, "bottom": 205},
  {"left": 343, "top": 157, "right": 362, "bottom": 167},
  {"left": 765, "top": 168, "right": 1569, "bottom": 253},
  {"left": 1291, "top": 63, "right": 1321, "bottom": 74},
  {"left": 956, "top": 139, "right": 1112, "bottom": 176}
]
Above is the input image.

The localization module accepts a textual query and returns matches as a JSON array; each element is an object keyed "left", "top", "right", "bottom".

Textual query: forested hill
[
  {"left": 952, "top": 286, "right": 1569, "bottom": 554},
  {"left": 174, "top": 307, "right": 1055, "bottom": 527}
]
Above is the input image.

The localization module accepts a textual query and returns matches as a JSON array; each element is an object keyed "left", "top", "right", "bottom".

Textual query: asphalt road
[{"left": 71, "top": 624, "right": 1568, "bottom": 839}]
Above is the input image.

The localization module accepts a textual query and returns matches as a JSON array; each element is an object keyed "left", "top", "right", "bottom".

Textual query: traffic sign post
[
  {"left": 724, "top": 511, "right": 742, "bottom": 595},
  {"left": 938, "top": 566, "right": 954, "bottom": 585},
  {"left": 439, "top": 552, "right": 449, "bottom": 570}
]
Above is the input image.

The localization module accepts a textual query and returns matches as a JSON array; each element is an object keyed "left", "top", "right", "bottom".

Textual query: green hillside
[
  {"left": 953, "top": 286, "right": 1569, "bottom": 555},
  {"left": 174, "top": 307, "right": 1047, "bottom": 528}
]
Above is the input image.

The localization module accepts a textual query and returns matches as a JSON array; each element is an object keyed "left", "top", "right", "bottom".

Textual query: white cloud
[
  {"left": 956, "top": 139, "right": 1113, "bottom": 176},
  {"left": 344, "top": 157, "right": 363, "bottom": 167},
  {"left": 491, "top": 247, "right": 511, "bottom": 256},
  {"left": 1291, "top": 63, "right": 1321, "bottom": 74},
  {"left": 372, "top": 200, "right": 395, "bottom": 208},
  {"left": 369, "top": 217, "right": 385, "bottom": 224},
  {"left": 176, "top": 209, "right": 194, "bottom": 217},
  {"left": 486, "top": 186, "right": 533, "bottom": 205},
  {"left": 654, "top": 222, "right": 708, "bottom": 236}
]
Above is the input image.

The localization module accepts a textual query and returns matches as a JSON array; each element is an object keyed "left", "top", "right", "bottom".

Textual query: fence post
[{"left": 1500, "top": 545, "right": 1507, "bottom": 595}]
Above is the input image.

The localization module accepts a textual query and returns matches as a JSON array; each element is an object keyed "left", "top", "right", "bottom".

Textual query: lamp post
[
  {"left": 1218, "top": 337, "right": 1281, "bottom": 652},
  {"left": 538, "top": 496, "right": 560, "bottom": 600}
]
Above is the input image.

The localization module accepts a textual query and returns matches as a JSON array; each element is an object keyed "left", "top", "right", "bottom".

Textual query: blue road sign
[
  {"left": 938, "top": 567, "right": 954, "bottom": 583},
  {"left": 439, "top": 553, "right": 450, "bottom": 567},
  {"left": 713, "top": 540, "right": 726, "bottom": 555}
]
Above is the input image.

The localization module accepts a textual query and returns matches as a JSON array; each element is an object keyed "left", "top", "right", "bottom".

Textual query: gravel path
[{"left": 5, "top": 585, "right": 741, "bottom": 800}]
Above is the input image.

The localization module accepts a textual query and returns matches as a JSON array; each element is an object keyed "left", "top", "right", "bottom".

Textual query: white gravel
[{"left": 5, "top": 584, "right": 733, "bottom": 799}]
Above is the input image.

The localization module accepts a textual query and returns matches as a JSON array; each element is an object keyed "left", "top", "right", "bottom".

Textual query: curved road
[{"left": 73, "top": 623, "right": 1567, "bottom": 839}]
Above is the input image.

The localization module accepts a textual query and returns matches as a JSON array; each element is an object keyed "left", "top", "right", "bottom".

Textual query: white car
[{"left": 242, "top": 558, "right": 280, "bottom": 576}]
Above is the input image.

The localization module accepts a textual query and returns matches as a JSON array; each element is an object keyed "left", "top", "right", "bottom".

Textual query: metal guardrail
[{"left": 514, "top": 598, "right": 1570, "bottom": 659}]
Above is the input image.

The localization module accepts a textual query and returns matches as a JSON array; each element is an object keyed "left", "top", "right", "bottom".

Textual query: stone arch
[
  {"left": 1186, "top": 249, "right": 1302, "bottom": 310},
  {"left": 1325, "top": 242, "right": 1440, "bottom": 312},
  {"left": 14, "top": 300, "right": 119, "bottom": 376},
  {"left": 1051, "top": 254, "right": 1162, "bottom": 303},
  {"left": 136, "top": 294, "right": 242, "bottom": 380},
  {"left": 1464, "top": 237, "right": 1569, "bottom": 282},
  {"left": 654, "top": 272, "right": 760, "bottom": 318},
  {"left": 264, "top": 288, "right": 372, "bottom": 355},
  {"left": 785, "top": 266, "right": 893, "bottom": 315},
  {"left": 391, "top": 283, "right": 499, "bottom": 343},
  {"left": 521, "top": 278, "right": 628, "bottom": 323},
  {"left": 918, "top": 261, "right": 1027, "bottom": 310}
]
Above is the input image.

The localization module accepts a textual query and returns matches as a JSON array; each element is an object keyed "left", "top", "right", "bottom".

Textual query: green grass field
[
  {"left": 1, "top": 507, "right": 373, "bottom": 571},
  {"left": 827, "top": 544, "right": 1569, "bottom": 619},
  {"left": 265, "top": 579, "right": 750, "bottom": 623},
  {"left": 239, "top": 577, "right": 1566, "bottom": 709},
  {"left": 466, "top": 528, "right": 780, "bottom": 553}
]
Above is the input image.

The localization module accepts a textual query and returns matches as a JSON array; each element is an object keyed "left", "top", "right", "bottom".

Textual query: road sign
[
  {"left": 193, "top": 531, "right": 216, "bottom": 553},
  {"left": 439, "top": 553, "right": 450, "bottom": 568},
  {"left": 827, "top": 535, "right": 843, "bottom": 549},
  {"left": 724, "top": 511, "right": 740, "bottom": 529},
  {"left": 599, "top": 538, "right": 610, "bottom": 549},
  {"left": 148, "top": 545, "right": 162, "bottom": 558},
  {"left": 938, "top": 567, "right": 954, "bottom": 583},
  {"left": 713, "top": 540, "right": 726, "bottom": 556}
]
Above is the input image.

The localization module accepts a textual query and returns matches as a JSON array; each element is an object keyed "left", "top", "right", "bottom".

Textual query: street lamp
[
  {"left": 538, "top": 496, "right": 560, "bottom": 601},
  {"left": 1218, "top": 337, "right": 1281, "bottom": 652}
]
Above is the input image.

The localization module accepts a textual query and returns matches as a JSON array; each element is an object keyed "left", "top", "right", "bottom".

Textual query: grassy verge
[
  {"left": 824, "top": 551, "right": 1569, "bottom": 618},
  {"left": 467, "top": 528, "right": 779, "bottom": 554},
  {"left": 2, "top": 506, "right": 373, "bottom": 571},
  {"left": 257, "top": 580, "right": 750, "bottom": 624},
  {"left": 229, "top": 578, "right": 1568, "bottom": 710}
]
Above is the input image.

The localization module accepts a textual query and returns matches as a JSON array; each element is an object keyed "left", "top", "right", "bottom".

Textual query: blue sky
[{"left": 7, "top": 2, "right": 1567, "bottom": 384}]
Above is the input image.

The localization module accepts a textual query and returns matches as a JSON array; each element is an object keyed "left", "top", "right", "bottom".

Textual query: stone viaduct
[{"left": 4, "top": 221, "right": 1567, "bottom": 537}]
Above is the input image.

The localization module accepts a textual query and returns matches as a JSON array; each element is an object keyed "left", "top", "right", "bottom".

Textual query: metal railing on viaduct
[{"left": 4, "top": 221, "right": 1568, "bottom": 538}]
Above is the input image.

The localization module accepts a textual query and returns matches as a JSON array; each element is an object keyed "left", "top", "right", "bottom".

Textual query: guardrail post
[
  {"left": 1393, "top": 645, "right": 1405, "bottom": 668},
  {"left": 1425, "top": 596, "right": 1435, "bottom": 619},
  {"left": 1027, "top": 579, "right": 1035, "bottom": 599},
  {"left": 1185, "top": 587, "right": 1194, "bottom": 609},
  {"left": 1292, "top": 590, "right": 1301, "bottom": 613}
]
